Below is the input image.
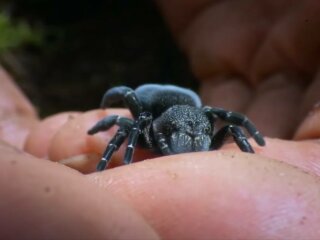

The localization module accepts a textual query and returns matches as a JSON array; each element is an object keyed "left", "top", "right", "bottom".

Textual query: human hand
[
  {"left": 0, "top": 69, "right": 159, "bottom": 239},
  {"left": 156, "top": 0, "right": 320, "bottom": 139},
  {"left": 20, "top": 108, "right": 320, "bottom": 239},
  {"left": 3, "top": 0, "right": 320, "bottom": 239}
]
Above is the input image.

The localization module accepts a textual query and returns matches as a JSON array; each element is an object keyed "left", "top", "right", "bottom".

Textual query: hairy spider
[{"left": 88, "top": 84, "right": 265, "bottom": 171}]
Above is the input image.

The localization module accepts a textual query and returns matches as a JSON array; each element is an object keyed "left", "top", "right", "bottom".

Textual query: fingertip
[
  {"left": 24, "top": 112, "right": 81, "bottom": 158},
  {"left": 48, "top": 110, "right": 108, "bottom": 161},
  {"left": 46, "top": 109, "right": 154, "bottom": 173}
]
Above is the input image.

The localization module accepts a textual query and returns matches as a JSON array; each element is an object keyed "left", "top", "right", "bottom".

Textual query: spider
[{"left": 88, "top": 84, "right": 265, "bottom": 171}]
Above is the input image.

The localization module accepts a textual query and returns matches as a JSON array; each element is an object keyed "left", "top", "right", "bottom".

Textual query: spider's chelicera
[{"left": 88, "top": 84, "right": 266, "bottom": 171}]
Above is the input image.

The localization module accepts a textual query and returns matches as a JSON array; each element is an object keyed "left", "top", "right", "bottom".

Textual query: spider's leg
[
  {"left": 152, "top": 119, "right": 173, "bottom": 155},
  {"left": 154, "top": 132, "right": 172, "bottom": 155},
  {"left": 101, "top": 86, "right": 143, "bottom": 118},
  {"left": 123, "top": 112, "right": 153, "bottom": 164},
  {"left": 203, "top": 106, "right": 265, "bottom": 146},
  {"left": 211, "top": 125, "right": 254, "bottom": 153},
  {"left": 97, "top": 127, "right": 130, "bottom": 171},
  {"left": 87, "top": 115, "right": 134, "bottom": 171},
  {"left": 87, "top": 115, "right": 134, "bottom": 135}
]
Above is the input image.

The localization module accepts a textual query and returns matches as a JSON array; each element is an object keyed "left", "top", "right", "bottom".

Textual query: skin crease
[{"left": 2, "top": 0, "right": 320, "bottom": 239}]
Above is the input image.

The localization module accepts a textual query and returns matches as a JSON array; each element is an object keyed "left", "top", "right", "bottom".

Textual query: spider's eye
[
  {"left": 205, "top": 126, "right": 211, "bottom": 133},
  {"left": 187, "top": 120, "right": 193, "bottom": 127}
]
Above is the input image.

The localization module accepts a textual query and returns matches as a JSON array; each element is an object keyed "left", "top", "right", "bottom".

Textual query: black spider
[{"left": 88, "top": 84, "right": 265, "bottom": 171}]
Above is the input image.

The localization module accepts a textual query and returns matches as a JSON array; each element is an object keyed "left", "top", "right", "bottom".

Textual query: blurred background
[{"left": 0, "top": 0, "right": 197, "bottom": 117}]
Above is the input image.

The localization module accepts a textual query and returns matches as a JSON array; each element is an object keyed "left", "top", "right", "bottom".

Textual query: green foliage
[{"left": 0, "top": 12, "right": 42, "bottom": 53}]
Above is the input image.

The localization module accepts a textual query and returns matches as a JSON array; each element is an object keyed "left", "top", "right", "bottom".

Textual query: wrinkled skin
[{"left": 2, "top": 1, "right": 320, "bottom": 239}]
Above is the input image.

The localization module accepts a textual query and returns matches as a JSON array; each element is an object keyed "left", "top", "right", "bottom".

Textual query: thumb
[{"left": 88, "top": 150, "right": 320, "bottom": 239}]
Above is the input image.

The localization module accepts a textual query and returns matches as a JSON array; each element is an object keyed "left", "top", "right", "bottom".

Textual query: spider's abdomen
[
  {"left": 153, "top": 105, "right": 212, "bottom": 154},
  {"left": 135, "top": 84, "right": 201, "bottom": 118}
]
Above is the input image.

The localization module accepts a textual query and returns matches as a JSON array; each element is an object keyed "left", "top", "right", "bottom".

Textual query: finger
[
  {"left": 0, "top": 67, "right": 37, "bottom": 118},
  {"left": 158, "top": 1, "right": 320, "bottom": 85},
  {"left": 199, "top": 76, "right": 307, "bottom": 141},
  {"left": 252, "top": 0, "right": 320, "bottom": 80},
  {"left": 299, "top": 71, "right": 320, "bottom": 116},
  {"left": 24, "top": 112, "right": 81, "bottom": 158},
  {"left": 294, "top": 106, "right": 320, "bottom": 140},
  {"left": 199, "top": 77, "right": 252, "bottom": 112},
  {"left": 155, "top": 0, "right": 211, "bottom": 34},
  {"left": 157, "top": 0, "right": 291, "bottom": 83},
  {"left": 294, "top": 71, "right": 320, "bottom": 140},
  {"left": 88, "top": 149, "right": 320, "bottom": 239},
  {"left": 49, "top": 109, "right": 130, "bottom": 162},
  {"left": 24, "top": 110, "right": 115, "bottom": 173},
  {"left": 177, "top": 0, "right": 270, "bottom": 81},
  {"left": 25, "top": 109, "right": 156, "bottom": 173},
  {"left": 201, "top": 74, "right": 305, "bottom": 138},
  {"left": 224, "top": 138, "right": 320, "bottom": 177},
  {"left": 0, "top": 142, "right": 159, "bottom": 240},
  {"left": 0, "top": 113, "right": 38, "bottom": 149},
  {"left": 245, "top": 74, "right": 304, "bottom": 138},
  {"left": 0, "top": 67, "right": 39, "bottom": 148}
]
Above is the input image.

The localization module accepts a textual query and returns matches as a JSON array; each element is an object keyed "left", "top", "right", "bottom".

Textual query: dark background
[{"left": 1, "top": 0, "right": 197, "bottom": 116}]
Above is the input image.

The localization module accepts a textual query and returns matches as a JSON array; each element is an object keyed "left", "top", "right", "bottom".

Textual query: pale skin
[{"left": 2, "top": 1, "right": 320, "bottom": 239}]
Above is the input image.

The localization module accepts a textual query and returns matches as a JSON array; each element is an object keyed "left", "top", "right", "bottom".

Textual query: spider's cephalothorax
[{"left": 88, "top": 84, "right": 266, "bottom": 171}]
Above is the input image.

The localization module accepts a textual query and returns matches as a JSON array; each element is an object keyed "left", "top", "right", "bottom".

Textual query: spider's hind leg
[{"left": 211, "top": 125, "right": 254, "bottom": 153}]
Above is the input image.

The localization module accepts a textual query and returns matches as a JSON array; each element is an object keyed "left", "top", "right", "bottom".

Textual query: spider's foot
[
  {"left": 87, "top": 128, "right": 97, "bottom": 135},
  {"left": 244, "top": 144, "right": 254, "bottom": 153},
  {"left": 254, "top": 132, "right": 266, "bottom": 146},
  {"left": 96, "top": 158, "right": 108, "bottom": 171},
  {"left": 124, "top": 146, "right": 134, "bottom": 165},
  {"left": 87, "top": 115, "right": 120, "bottom": 135}
]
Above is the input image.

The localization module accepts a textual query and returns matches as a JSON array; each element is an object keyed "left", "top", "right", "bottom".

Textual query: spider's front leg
[
  {"left": 211, "top": 125, "right": 254, "bottom": 153},
  {"left": 203, "top": 106, "right": 265, "bottom": 146},
  {"left": 154, "top": 132, "right": 173, "bottom": 155},
  {"left": 152, "top": 120, "right": 173, "bottom": 155},
  {"left": 101, "top": 86, "right": 143, "bottom": 118},
  {"left": 123, "top": 112, "right": 153, "bottom": 165},
  {"left": 87, "top": 115, "right": 134, "bottom": 171}
]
